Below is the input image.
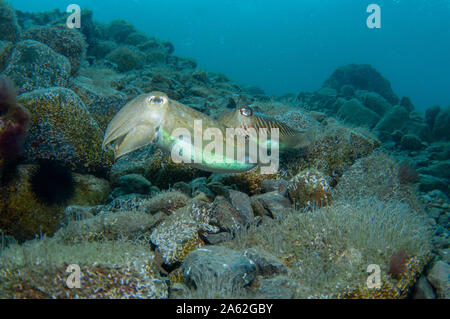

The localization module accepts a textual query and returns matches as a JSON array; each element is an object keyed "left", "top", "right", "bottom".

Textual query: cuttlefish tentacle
[
  {"left": 218, "top": 105, "right": 311, "bottom": 150},
  {"left": 102, "top": 92, "right": 256, "bottom": 173}
]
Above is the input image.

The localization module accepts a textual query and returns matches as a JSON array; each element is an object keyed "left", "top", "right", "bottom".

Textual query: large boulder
[
  {"left": 70, "top": 76, "right": 127, "bottom": 131},
  {"left": 355, "top": 91, "right": 391, "bottom": 116},
  {"left": 23, "top": 25, "right": 87, "bottom": 76},
  {"left": 433, "top": 107, "right": 450, "bottom": 141},
  {"left": 182, "top": 246, "right": 257, "bottom": 290},
  {"left": 0, "top": 40, "right": 13, "bottom": 72},
  {"left": 375, "top": 105, "right": 410, "bottom": 140},
  {"left": 337, "top": 98, "right": 381, "bottom": 128},
  {"left": 2, "top": 40, "right": 70, "bottom": 93},
  {"left": 323, "top": 64, "right": 399, "bottom": 105},
  {"left": 0, "top": 0, "right": 21, "bottom": 43},
  {"left": 18, "top": 87, "right": 113, "bottom": 174}
]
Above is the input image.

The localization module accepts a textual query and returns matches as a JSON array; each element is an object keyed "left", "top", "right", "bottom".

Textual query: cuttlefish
[
  {"left": 102, "top": 92, "right": 256, "bottom": 173},
  {"left": 218, "top": 105, "right": 310, "bottom": 150},
  {"left": 102, "top": 92, "right": 309, "bottom": 174}
]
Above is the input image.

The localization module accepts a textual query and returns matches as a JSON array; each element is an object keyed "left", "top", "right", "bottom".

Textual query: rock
[
  {"left": 339, "top": 84, "right": 355, "bottom": 99},
  {"left": 418, "top": 160, "right": 450, "bottom": 180},
  {"left": 254, "top": 276, "right": 298, "bottom": 299},
  {"left": 106, "top": 46, "right": 145, "bottom": 73},
  {"left": 109, "top": 145, "right": 153, "bottom": 183},
  {"left": 251, "top": 191, "right": 292, "bottom": 219},
  {"left": 124, "top": 32, "right": 149, "bottom": 46},
  {"left": 356, "top": 91, "right": 390, "bottom": 116},
  {"left": 142, "top": 190, "right": 189, "bottom": 215},
  {"left": 89, "top": 40, "right": 118, "bottom": 59},
  {"left": 337, "top": 98, "right": 380, "bottom": 128},
  {"left": 400, "top": 134, "right": 425, "bottom": 151},
  {"left": 0, "top": 40, "right": 13, "bottom": 72},
  {"left": 211, "top": 196, "right": 249, "bottom": 232},
  {"left": 418, "top": 174, "right": 448, "bottom": 194},
  {"left": 23, "top": 25, "right": 87, "bottom": 75},
  {"left": 226, "top": 190, "right": 254, "bottom": 225},
  {"left": 438, "top": 248, "right": 450, "bottom": 263},
  {"left": 150, "top": 202, "right": 217, "bottom": 265},
  {"left": 56, "top": 209, "right": 164, "bottom": 243},
  {"left": 243, "top": 247, "right": 288, "bottom": 277},
  {"left": 375, "top": 105, "right": 410, "bottom": 140},
  {"left": 3, "top": 40, "right": 71, "bottom": 93},
  {"left": 426, "top": 105, "right": 441, "bottom": 129},
  {"left": 71, "top": 173, "right": 111, "bottom": 206},
  {"left": 323, "top": 64, "right": 399, "bottom": 105},
  {"left": 107, "top": 19, "right": 137, "bottom": 43},
  {"left": 0, "top": 1, "right": 21, "bottom": 43},
  {"left": 182, "top": 246, "right": 257, "bottom": 289},
  {"left": 190, "top": 177, "right": 215, "bottom": 198},
  {"left": 102, "top": 193, "right": 151, "bottom": 213},
  {"left": 18, "top": 87, "right": 112, "bottom": 174},
  {"left": 433, "top": 107, "right": 450, "bottom": 141},
  {"left": 412, "top": 275, "right": 436, "bottom": 299},
  {"left": 192, "top": 70, "right": 208, "bottom": 83},
  {"left": 201, "top": 232, "right": 233, "bottom": 245},
  {"left": 60, "top": 205, "right": 98, "bottom": 227},
  {"left": 0, "top": 165, "right": 65, "bottom": 241},
  {"left": 70, "top": 76, "right": 127, "bottom": 131},
  {"left": 287, "top": 169, "right": 332, "bottom": 209},
  {"left": 426, "top": 261, "right": 450, "bottom": 299},
  {"left": 116, "top": 174, "right": 152, "bottom": 195},
  {"left": 261, "top": 179, "right": 289, "bottom": 196},
  {"left": 400, "top": 96, "right": 415, "bottom": 112}
]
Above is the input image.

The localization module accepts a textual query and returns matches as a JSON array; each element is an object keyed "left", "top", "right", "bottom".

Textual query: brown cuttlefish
[{"left": 218, "top": 105, "right": 311, "bottom": 151}]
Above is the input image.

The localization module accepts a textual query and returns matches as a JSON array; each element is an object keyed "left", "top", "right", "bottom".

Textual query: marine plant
[
  {"left": 0, "top": 77, "right": 29, "bottom": 161},
  {"left": 222, "top": 197, "right": 432, "bottom": 298}
]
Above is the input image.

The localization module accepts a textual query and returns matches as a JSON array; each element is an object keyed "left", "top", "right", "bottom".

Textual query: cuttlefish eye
[
  {"left": 148, "top": 95, "right": 166, "bottom": 105},
  {"left": 239, "top": 106, "right": 253, "bottom": 117}
]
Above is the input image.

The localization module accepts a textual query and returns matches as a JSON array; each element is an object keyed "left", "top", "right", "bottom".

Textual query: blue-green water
[{"left": 9, "top": 0, "right": 450, "bottom": 110}]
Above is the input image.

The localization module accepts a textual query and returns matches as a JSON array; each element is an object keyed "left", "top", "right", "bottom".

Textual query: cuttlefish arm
[
  {"left": 102, "top": 92, "right": 256, "bottom": 173},
  {"left": 218, "top": 105, "right": 311, "bottom": 150}
]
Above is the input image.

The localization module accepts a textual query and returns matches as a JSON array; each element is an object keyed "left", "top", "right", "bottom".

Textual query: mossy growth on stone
[
  {"left": 23, "top": 25, "right": 87, "bottom": 75},
  {"left": 144, "top": 149, "right": 208, "bottom": 189},
  {"left": 0, "top": 0, "right": 21, "bottom": 43},
  {"left": 18, "top": 87, "right": 113, "bottom": 174},
  {"left": 0, "top": 165, "right": 65, "bottom": 241}
]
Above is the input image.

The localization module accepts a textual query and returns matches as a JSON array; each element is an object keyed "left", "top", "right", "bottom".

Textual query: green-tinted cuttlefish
[{"left": 102, "top": 92, "right": 308, "bottom": 174}]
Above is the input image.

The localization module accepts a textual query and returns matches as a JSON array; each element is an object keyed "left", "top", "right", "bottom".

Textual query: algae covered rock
[
  {"left": 182, "top": 246, "right": 257, "bottom": 290},
  {"left": 2, "top": 40, "right": 70, "bottom": 92},
  {"left": 0, "top": 165, "right": 65, "bottom": 241},
  {"left": 18, "top": 87, "right": 113, "bottom": 174},
  {"left": 356, "top": 91, "right": 390, "bottom": 116},
  {"left": 70, "top": 76, "right": 127, "bottom": 131},
  {"left": 0, "top": 165, "right": 109, "bottom": 241},
  {"left": 433, "top": 107, "right": 450, "bottom": 141},
  {"left": 337, "top": 98, "right": 381, "bottom": 128},
  {"left": 0, "top": 40, "right": 13, "bottom": 72},
  {"left": 323, "top": 64, "right": 399, "bottom": 105},
  {"left": 70, "top": 173, "right": 111, "bottom": 206},
  {"left": 375, "top": 105, "right": 410, "bottom": 140},
  {"left": 23, "top": 25, "right": 87, "bottom": 75},
  {"left": 287, "top": 169, "right": 333, "bottom": 209},
  {"left": 0, "top": 0, "right": 21, "bottom": 43},
  {"left": 150, "top": 201, "right": 217, "bottom": 266},
  {"left": 106, "top": 46, "right": 146, "bottom": 73}
]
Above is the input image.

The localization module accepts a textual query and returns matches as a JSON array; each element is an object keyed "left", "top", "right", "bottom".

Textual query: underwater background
[
  {"left": 9, "top": 0, "right": 450, "bottom": 110},
  {"left": 0, "top": 0, "right": 449, "bottom": 299}
]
